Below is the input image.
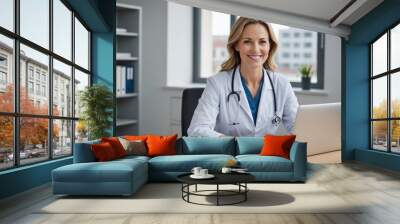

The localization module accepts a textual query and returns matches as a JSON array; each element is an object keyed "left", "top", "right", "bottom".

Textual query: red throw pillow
[
  {"left": 91, "top": 142, "right": 117, "bottom": 161},
  {"left": 101, "top": 137, "right": 127, "bottom": 158},
  {"left": 260, "top": 135, "right": 296, "bottom": 159},
  {"left": 146, "top": 134, "right": 177, "bottom": 157}
]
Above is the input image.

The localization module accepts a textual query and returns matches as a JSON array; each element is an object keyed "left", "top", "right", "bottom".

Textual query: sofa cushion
[
  {"left": 182, "top": 137, "right": 235, "bottom": 155},
  {"left": 236, "top": 155, "right": 293, "bottom": 172},
  {"left": 236, "top": 137, "right": 263, "bottom": 155},
  {"left": 91, "top": 142, "right": 118, "bottom": 161},
  {"left": 147, "top": 135, "right": 178, "bottom": 157},
  {"left": 148, "top": 154, "right": 235, "bottom": 172},
  {"left": 52, "top": 159, "right": 147, "bottom": 183},
  {"left": 260, "top": 135, "right": 296, "bottom": 159},
  {"left": 118, "top": 137, "right": 147, "bottom": 156},
  {"left": 101, "top": 137, "right": 127, "bottom": 158}
]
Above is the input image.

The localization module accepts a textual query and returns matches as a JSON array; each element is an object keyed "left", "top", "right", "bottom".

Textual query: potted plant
[
  {"left": 79, "top": 84, "right": 113, "bottom": 140},
  {"left": 299, "top": 64, "right": 314, "bottom": 90}
]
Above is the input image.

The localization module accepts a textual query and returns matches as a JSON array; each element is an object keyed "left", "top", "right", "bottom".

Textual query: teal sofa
[{"left": 52, "top": 137, "right": 307, "bottom": 196}]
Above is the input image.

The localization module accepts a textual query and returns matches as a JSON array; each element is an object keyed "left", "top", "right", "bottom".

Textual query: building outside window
[
  {"left": 0, "top": 0, "right": 91, "bottom": 171},
  {"left": 193, "top": 9, "right": 325, "bottom": 89},
  {"left": 370, "top": 22, "right": 400, "bottom": 154}
]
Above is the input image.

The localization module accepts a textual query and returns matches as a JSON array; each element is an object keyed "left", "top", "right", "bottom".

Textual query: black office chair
[{"left": 181, "top": 88, "right": 204, "bottom": 136}]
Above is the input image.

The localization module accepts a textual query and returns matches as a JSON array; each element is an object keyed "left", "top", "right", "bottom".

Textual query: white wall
[
  {"left": 122, "top": 0, "right": 341, "bottom": 136},
  {"left": 167, "top": 2, "right": 193, "bottom": 86}
]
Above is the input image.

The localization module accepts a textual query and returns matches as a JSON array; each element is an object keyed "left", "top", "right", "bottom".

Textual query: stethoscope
[{"left": 227, "top": 66, "right": 281, "bottom": 126}]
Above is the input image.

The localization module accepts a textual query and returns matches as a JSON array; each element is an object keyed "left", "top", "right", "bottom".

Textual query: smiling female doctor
[{"left": 187, "top": 17, "right": 299, "bottom": 137}]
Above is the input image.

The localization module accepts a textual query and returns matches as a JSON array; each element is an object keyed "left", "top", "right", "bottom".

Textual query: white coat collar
[{"left": 232, "top": 65, "right": 275, "bottom": 128}]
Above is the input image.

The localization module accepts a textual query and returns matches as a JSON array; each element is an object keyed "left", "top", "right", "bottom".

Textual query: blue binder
[{"left": 125, "top": 65, "right": 134, "bottom": 93}]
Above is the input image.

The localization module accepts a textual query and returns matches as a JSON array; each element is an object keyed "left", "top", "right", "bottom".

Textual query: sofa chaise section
[{"left": 52, "top": 142, "right": 149, "bottom": 196}]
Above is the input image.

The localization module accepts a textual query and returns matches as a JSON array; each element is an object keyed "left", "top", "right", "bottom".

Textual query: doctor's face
[{"left": 235, "top": 23, "right": 270, "bottom": 68}]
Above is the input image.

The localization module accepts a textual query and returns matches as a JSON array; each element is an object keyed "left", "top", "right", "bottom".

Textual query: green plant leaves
[{"left": 79, "top": 84, "right": 113, "bottom": 140}]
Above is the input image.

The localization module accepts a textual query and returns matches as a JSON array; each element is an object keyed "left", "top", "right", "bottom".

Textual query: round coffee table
[{"left": 177, "top": 172, "right": 255, "bottom": 206}]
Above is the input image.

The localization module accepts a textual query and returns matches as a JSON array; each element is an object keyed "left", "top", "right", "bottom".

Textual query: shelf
[
  {"left": 117, "top": 31, "right": 138, "bottom": 37},
  {"left": 116, "top": 56, "right": 138, "bottom": 61},
  {"left": 117, "top": 93, "right": 138, "bottom": 99},
  {"left": 116, "top": 119, "right": 138, "bottom": 127}
]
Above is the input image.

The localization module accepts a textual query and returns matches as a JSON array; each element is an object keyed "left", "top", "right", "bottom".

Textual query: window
[
  {"left": 0, "top": 71, "right": 6, "bottom": 85},
  {"left": 35, "top": 70, "right": 40, "bottom": 81},
  {"left": 0, "top": 0, "right": 91, "bottom": 170},
  {"left": 275, "top": 27, "right": 324, "bottom": 88},
  {"left": 35, "top": 83, "right": 40, "bottom": 95},
  {"left": 74, "top": 17, "right": 90, "bottom": 70},
  {"left": 192, "top": 8, "right": 236, "bottom": 82},
  {"left": 0, "top": 0, "right": 13, "bottom": 32},
  {"left": 28, "top": 81, "right": 34, "bottom": 94},
  {"left": 370, "top": 23, "right": 400, "bottom": 154},
  {"left": 28, "top": 67, "right": 34, "bottom": 80},
  {"left": 193, "top": 10, "right": 325, "bottom": 89},
  {"left": 41, "top": 85, "right": 46, "bottom": 97},
  {"left": 304, "top": 32, "right": 312, "bottom": 38},
  {"left": 20, "top": 0, "right": 49, "bottom": 49},
  {"left": 0, "top": 55, "right": 6, "bottom": 67},
  {"left": 53, "top": 0, "right": 72, "bottom": 60},
  {"left": 0, "top": 54, "right": 6, "bottom": 88}
]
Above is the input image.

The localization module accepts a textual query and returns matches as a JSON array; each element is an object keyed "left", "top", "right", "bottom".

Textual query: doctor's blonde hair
[{"left": 220, "top": 17, "right": 278, "bottom": 72}]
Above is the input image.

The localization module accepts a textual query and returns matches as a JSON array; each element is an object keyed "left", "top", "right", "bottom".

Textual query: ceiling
[
  {"left": 225, "top": 0, "right": 353, "bottom": 24},
  {"left": 168, "top": 0, "right": 384, "bottom": 38}
]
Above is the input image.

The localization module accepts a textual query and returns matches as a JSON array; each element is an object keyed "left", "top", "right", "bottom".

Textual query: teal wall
[
  {"left": 0, "top": 0, "right": 116, "bottom": 200},
  {"left": 0, "top": 158, "right": 72, "bottom": 199},
  {"left": 343, "top": 0, "right": 400, "bottom": 171}
]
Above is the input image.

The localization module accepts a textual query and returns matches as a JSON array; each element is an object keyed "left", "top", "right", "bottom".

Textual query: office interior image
[{"left": 0, "top": 0, "right": 400, "bottom": 223}]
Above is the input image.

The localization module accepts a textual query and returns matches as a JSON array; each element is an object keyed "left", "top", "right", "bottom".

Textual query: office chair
[{"left": 181, "top": 88, "right": 204, "bottom": 136}]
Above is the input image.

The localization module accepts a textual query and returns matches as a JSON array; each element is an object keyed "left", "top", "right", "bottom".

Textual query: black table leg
[
  {"left": 245, "top": 183, "right": 247, "bottom": 201},
  {"left": 217, "top": 184, "right": 219, "bottom": 206},
  {"left": 195, "top": 184, "right": 197, "bottom": 192}
]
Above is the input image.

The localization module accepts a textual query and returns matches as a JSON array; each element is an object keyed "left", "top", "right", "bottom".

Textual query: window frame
[
  {"left": 192, "top": 8, "right": 325, "bottom": 89},
  {"left": 0, "top": 0, "right": 92, "bottom": 171},
  {"left": 369, "top": 19, "right": 400, "bottom": 154}
]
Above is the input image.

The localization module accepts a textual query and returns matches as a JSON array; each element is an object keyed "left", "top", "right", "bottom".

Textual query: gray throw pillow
[{"left": 118, "top": 137, "right": 147, "bottom": 156}]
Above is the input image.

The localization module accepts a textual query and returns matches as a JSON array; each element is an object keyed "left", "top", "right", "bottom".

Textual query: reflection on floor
[{"left": 308, "top": 150, "right": 341, "bottom": 164}]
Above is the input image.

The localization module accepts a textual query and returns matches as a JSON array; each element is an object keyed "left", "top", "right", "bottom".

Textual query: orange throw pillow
[
  {"left": 101, "top": 137, "right": 127, "bottom": 158},
  {"left": 146, "top": 134, "right": 177, "bottom": 157},
  {"left": 260, "top": 135, "right": 296, "bottom": 159},
  {"left": 91, "top": 142, "right": 117, "bottom": 161}
]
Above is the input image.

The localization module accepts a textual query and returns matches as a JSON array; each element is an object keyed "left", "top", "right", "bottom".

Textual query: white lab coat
[{"left": 187, "top": 66, "right": 299, "bottom": 137}]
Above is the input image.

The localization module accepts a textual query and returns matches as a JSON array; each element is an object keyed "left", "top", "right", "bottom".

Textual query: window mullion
[
  {"left": 49, "top": 0, "right": 53, "bottom": 160},
  {"left": 14, "top": 0, "right": 20, "bottom": 166},
  {"left": 388, "top": 29, "right": 391, "bottom": 153},
  {"left": 71, "top": 10, "right": 76, "bottom": 152}
]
